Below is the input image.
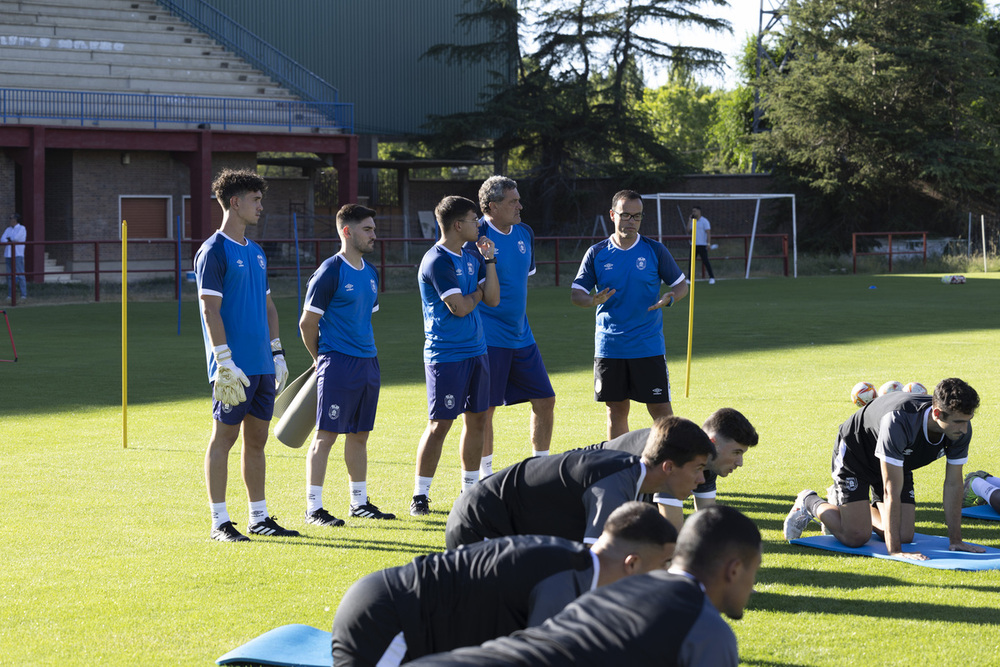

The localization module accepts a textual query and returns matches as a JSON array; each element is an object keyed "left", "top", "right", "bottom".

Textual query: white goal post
[{"left": 640, "top": 192, "right": 799, "bottom": 278}]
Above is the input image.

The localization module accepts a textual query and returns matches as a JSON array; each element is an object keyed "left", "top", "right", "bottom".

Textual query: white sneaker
[
  {"left": 709, "top": 278, "right": 716, "bottom": 285},
  {"left": 783, "top": 489, "right": 818, "bottom": 540}
]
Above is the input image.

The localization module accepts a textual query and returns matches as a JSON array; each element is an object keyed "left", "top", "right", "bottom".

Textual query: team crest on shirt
[
  {"left": 518, "top": 240, "right": 526, "bottom": 254},
  {"left": 345, "top": 282, "right": 355, "bottom": 292},
  {"left": 257, "top": 254, "right": 266, "bottom": 269},
  {"left": 329, "top": 404, "right": 340, "bottom": 420},
  {"left": 371, "top": 279, "right": 377, "bottom": 293},
  {"left": 845, "top": 477, "right": 858, "bottom": 491},
  {"left": 445, "top": 394, "right": 456, "bottom": 409},
  {"left": 466, "top": 261, "right": 475, "bottom": 275},
  {"left": 636, "top": 256, "right": 647, "bottom": 270}
]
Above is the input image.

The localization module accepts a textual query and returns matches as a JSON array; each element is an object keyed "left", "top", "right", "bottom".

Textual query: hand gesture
[
  {"left": 648, "top": 291, "right": 676, "bottom": 311},
  {"left": 592, "top": 287, "right": 615, "bottom": 306},
  {"left": 476, "top": 237, "right": 495, "bottom": 261}
]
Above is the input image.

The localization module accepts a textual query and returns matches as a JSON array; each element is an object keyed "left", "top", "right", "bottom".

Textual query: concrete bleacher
[{"left": 0, "top": 0, "right": 314, "bottom": 128}]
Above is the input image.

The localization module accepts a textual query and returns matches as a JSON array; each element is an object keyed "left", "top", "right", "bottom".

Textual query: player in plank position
[
  {"left": 299, "top": 203, "right": 395, "bottom": 526},
  {"left": 784, "top": 377, "right": 985, "bottom": 560},
  {"left": 411, "top": 196, "right": 499, "bottom": 516},
  {"left": 468, "top": 176, "right": 556, "bottom": 475},
  {"left": 597, "top": 408, "right": 759, "bottom": 530},
  {"left": 195, "top": 168, "right": 296, "bottom": 542},
  {"left": 407, "top": 505, "right": 761, "bottom": 667},
  {"left": 444, "top": 415, "right": 714, "bottom": 549},
  {"left": 331, "top": 502, "right": 676, "bottom": 667},
  {"left": 963, "top": 470, "right": 1000, "bottom": 513}
]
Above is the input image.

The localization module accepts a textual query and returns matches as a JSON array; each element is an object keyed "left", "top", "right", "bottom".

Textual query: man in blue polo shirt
[
  {"left": 411, "top": 196, "right": 499, "bottom": 516},
  {"left": 299, "top": 203, "right": 395, "bottom": 527},
  {"left": 194, "top": 168, "right": 295, "bottom": 542},
  {"left": 571, "top": 190, "right": 688, "bottom": 440},
  {"left": 467, "top": 176, "right": 556, "bottom": 475}
]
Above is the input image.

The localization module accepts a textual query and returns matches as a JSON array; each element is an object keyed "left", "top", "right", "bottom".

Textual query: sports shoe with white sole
[
  {"left": 350, "top": 497, "right": 396, "bottom": 520},
  {"left": 211, "top": 520, "right": 250, "bottom": 542},
  {"left": 409, "top": 495, "right": 430, "bottom": 516},
  {"left": 963, "top": 470, "right": 991, "bottom": 507},
  {"left": 305, "top": 508, "right": 346, "bottom": 527},
  {"left": 783, "top": 489, "right": 818, "bottom": 540},
  {"left": 248, "top": 515, "right": 301, "bottom": 537}
]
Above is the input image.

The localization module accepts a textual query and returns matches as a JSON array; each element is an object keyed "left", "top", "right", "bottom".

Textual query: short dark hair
[
  {"left": 611, "top": 190, "right": 642, "bottom": 211},
  {"left": 336, "top": 203, "right": 376, "bottom": 233},
  {"left": 603, "top": 501, "right": 678, "bottom": 546},
  {"left": 211, "top": 168, "right": 267, "bottom": 210},
  {"left": 479, "top": 175, "right": 517, "bottom": 212},
  {"left": 673, "top": 505, "right": 761, "bottom": 578},
  {"left": 641, "top": 416, "right": 716, "bottom": 467},
  {"left": 435, "top": 196, "right": 479, "bottom": 232},
  {"left": 9, "top": 213, "right": 21, "bottom": 223},
  {"left": 703, "top": 408, "right": 758, "bottom": 448},
  {"left": 933, "top": 378, "right": 980, "bottom": 417}
]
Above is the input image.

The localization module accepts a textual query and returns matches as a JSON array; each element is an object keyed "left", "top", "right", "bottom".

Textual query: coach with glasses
[{"left": 571, "top": 190, "right": 688, "bottom": 440}]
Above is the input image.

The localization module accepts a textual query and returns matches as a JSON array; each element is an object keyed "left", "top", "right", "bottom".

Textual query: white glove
[
  {"left": 271, "top": 338, "right": 289, "bottom": 393},
  {"left": 710, "top": 243, "right": 719, "bottom": 250},
  {"left": 212, "top": 344, "right": 250, "bottom": 405}
]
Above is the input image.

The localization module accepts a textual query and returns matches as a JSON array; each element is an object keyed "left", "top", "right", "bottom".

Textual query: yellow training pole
[
  {"left": 684, "top": 219, "right": 697, "bottom": 398},
  {"left": 122, "top": 220, "right": 128, "bottom": 449}
]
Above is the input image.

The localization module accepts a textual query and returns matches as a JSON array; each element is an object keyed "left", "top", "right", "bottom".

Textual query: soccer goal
[{"left": 641, "top": 192, "right": 799, "bottom": 278}]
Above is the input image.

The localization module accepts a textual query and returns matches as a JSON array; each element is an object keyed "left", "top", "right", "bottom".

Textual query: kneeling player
[{"left": 331, "top": 502, "right": 676, "bottom": 667}]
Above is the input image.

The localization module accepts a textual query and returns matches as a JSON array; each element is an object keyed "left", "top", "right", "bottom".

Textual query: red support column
[
  {"left": 13, "top": 126, "right": 46, "bottom": 285},
  {"left": 333, "top": 135, "right": 359, "bottom": 206},
  {"left": 178, "top": 129, "right": 214, "bottom": 241}
]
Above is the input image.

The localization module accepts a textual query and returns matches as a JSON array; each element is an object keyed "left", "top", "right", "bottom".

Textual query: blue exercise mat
[
  {"left": 217, "top": 624, "right": 333, "bottom": 667},
  {"left": 790, "top": 532, "right": 1000, "bottom": 571},
  {"left": 962, "top": 504, "right": 1000, "bottom": 521}
]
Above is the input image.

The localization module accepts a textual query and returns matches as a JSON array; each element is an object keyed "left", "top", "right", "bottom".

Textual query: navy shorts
[
  {"left": 594, "top": 356, "right": 671, "bottom": 404},
  {"left": 212, "top": 374, "right": 276, "bottom": 424},
  {"left": 487, "top": 344, "right": 555, "bottom": 407},
  {"left": 830, "top": 437, "right": 915, "bottom": 506},
  {"left": 425, "top": 354, "right": 490, "bottom": 420},
  {"left": 316, "top": 351, "right": 380, "bottom": 434}
]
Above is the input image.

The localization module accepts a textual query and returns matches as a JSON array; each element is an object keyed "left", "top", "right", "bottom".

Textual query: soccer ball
[
  {"left": 851, "top": 381, "right": 878, "bottom": 407},
  {"left": 879, "top": 381, "right": 904, "bottom": 395},
  {"left": 904, "top": 382, "right": 927, "bottom": 394}
]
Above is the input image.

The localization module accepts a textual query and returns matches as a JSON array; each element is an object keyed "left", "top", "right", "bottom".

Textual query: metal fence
[{"left": 0, "top": 87, "right": 352, "bottom": 132}]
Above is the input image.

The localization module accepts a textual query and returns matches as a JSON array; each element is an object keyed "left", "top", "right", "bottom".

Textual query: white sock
[
  {"left": 414, "top": 476, "right": 433, "bottom": 498},
  {"left": 210, "top": 502, "right": 230, "bottom": 530},
  {"left": 462, "top": 469, "right": 480, "bottom": 492},
  {"left": 480, "top": 455, "right": 493, "bottom": 477},
  {"left": 350, "top": 481, "right": 367, "bottom": 508},
  {"left": 249, "top": 499, "right": 269, "bottom": 524},
  {"left": 307, "top": 485, "right": 323, "bottom": 514},
  {"left": 532, "top": 449, "right": 550, "bottom": 457},
  {"left": 971, "top": 477, "right": 998, "bottom": 503}
]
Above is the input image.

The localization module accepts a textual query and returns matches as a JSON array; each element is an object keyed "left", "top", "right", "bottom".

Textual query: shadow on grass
[{"left": 749, "top": 590, "right": 1000, "bottom": 624}]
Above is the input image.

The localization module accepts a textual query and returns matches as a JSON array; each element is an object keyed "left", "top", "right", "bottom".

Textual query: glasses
[{"left": 614, "top": 211, "right": 643, "bottom": 222}]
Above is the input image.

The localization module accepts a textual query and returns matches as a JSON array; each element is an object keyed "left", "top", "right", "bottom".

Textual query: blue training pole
[
  {"left": 293, "top": 212, "right": 302, "bottom": 336},
  {"left": 176, "top": 215, "right": 182, "bottom": 336}
]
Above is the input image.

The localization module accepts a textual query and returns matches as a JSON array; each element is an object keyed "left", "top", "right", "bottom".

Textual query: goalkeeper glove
[
  {"left": 212, "top": 344, "right": 250, "bottom": 405},
  {"left": 271, "top": 338, "right": 289, "bottom": 393}
]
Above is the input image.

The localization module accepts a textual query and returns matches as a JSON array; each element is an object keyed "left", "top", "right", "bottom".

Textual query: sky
[{"left": 659, "top": 0, "right": 1000, "bottom": 91}]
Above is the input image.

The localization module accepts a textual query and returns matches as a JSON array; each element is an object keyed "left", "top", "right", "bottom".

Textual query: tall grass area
[{"left": 3, "top": 273, "right": 999, "bottom": 665}]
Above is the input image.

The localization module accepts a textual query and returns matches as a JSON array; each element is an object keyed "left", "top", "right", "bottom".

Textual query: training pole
[
  {"left": 122, "top": 220, "right": 128, "bottom": 449},
  {"left": 982, "top": 215, "right": 988, "bottom": 273},
  {"left": 684, "top": 219, "right": 696, "bottom": 398}
]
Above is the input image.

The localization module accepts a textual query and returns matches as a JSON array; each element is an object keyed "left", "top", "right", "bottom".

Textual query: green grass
[{"left": 3, "top": 273, "right": 1000, "bottom": 665}]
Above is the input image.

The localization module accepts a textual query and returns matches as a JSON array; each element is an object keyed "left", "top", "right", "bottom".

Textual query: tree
[
  {"left": 754, "top": 0, "right": 1000, "bottom": 244},
  {"left": 420, "top": 0, "right": 732, "bottom": 228}
]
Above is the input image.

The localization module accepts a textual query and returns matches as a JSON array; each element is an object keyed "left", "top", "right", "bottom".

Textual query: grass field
[{"left": 3, "top": 273, "right": 1000, "bottom": 666}]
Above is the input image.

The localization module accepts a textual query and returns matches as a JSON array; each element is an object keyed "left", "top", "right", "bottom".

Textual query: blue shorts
[
  {"left": 316, "top": 351, "right": 380, "bottom": 434},
  {"left": 212, "top": 374, "right": 276, "bottom": 425},
  {"left": 425, "top": 354, "right": 490, "bottom": 420},
  {"left": 487, "top": 344, "right": 555, "bottom": 407}
]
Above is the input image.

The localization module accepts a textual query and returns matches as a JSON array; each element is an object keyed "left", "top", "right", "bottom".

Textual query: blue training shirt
[
  {"left": 418, "top": 243, "right": 488, "bottom": 364},
  {"left": 194, "top": 231, "right": 274, "bottom": 380},
  {"left": 572, "top": 234, "right": 685, "bottom": 359},
  {"left": 303, "top": 253, "right": 379, "bottom": 358},
  {"left": 463, "top": 218, "right": 536, "bottom": 349}
]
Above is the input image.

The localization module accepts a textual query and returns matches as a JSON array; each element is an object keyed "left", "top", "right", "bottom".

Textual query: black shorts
[
  {"left": 594, "top": 356, "right": 670, "bottom": 404},
  {"left": 830, "top": 436, "right": 915, "bottom": 506}
]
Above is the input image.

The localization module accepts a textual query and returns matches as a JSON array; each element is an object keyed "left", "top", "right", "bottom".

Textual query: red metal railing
[{"left": 852, "top": 232, "right": 927, "bottom": 274}]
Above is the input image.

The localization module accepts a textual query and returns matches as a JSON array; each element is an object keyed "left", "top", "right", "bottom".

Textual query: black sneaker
[
  {"left": 248, "top": 515, "right": 301, "bottom": 537},
  {"left": 211, "top": 521, "right": 250, "bottom": 542},
  {"left": 350, "top": 497, "right": 396, "bottom": 520},
  {"left": 305, "top": 508, "right": 345, "bottom": 527},
  {"left": 409, "top": 495, "right": 430, "bottom": 516}
]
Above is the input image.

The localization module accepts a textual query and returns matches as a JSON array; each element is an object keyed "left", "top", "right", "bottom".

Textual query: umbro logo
[
  {"left": 603, "top": 262, "right": 614, "bottom": 271},
  {"left": 345, "top": 283, "right": 355, "bottom": 292}
]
